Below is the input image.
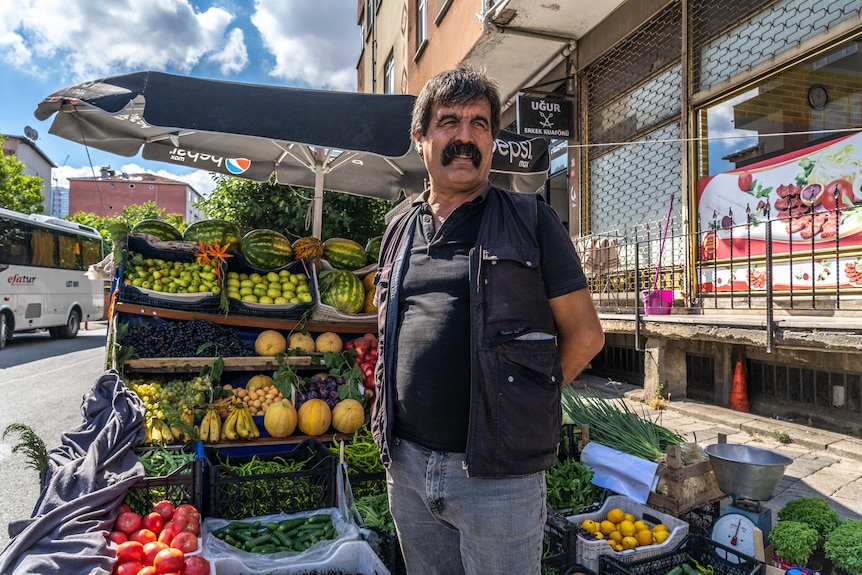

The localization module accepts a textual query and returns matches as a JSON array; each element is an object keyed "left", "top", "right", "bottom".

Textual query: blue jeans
[{"left": 386, "top": 437, "right": 546, "bottom": 575}]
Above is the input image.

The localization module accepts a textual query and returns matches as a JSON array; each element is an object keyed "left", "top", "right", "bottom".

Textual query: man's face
[{"left": 414, "top": 98, "right": 495, "bottom": 195}]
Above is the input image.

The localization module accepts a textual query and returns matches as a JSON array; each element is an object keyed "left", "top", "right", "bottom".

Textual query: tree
[
  {"left": 197, "top": 175, "right": 392, "bottom": 243},
  {"left": 0, "top": 136, "right": 45, "bottom": 214}
]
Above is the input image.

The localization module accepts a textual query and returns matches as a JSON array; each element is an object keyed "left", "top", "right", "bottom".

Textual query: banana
[
  {"left": 210, "top": 410, "right": 223, "bottom": 443},
  {"left": 150, "top": 420, "right": 163, "bottom": 444},
  {"left": 245, "top": 408, "right": 260, "bottom": 439},
  {"left": 182, "top": 408, "right": 195, "bottom": 428},
  {"left": 159, "top": 420, "right": 175, "bottom": 444},
  {"left": 198, "top": 418, "right": 210, "bottom": 442},
  {"left": 222, "top": 408, "right": 239, "bottom": 441},
  {"left": 145, "top": 419, "right": 156, "bottom": 445},
  {"left": 235, "top": 406, "right": 251, "bottom": 439}
]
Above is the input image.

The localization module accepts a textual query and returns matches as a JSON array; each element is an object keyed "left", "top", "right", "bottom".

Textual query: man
[{"left": 371, "top": 64, "right": 604, "bottom": 575}]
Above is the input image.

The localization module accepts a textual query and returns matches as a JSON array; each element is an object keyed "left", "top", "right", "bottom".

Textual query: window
[
  {"left": 417, "top": 0, "right": 427, "bottom": 48},
  {"left": 384, "top": 53, "right": 395, "bottom": 94},
  {"left": 365, "top": 0, "right": 374, "bottom": 39}
]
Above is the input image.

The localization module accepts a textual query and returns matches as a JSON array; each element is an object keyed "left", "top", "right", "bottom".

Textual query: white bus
[{"left": 0, "top": 207, "right": 105, "bottom": 349}]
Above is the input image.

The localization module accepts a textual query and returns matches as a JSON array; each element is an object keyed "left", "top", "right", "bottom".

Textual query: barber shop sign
[{"left": 516, "top": 95, "right": 573, "bottom": 138}]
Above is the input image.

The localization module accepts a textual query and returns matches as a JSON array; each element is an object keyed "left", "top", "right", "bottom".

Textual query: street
[{"left": 0, "top": 321, "right": 110, "bottom": 551}]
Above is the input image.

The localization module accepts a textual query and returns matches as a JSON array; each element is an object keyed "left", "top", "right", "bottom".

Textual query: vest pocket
[
  {"left": 486, "top": 339, "right": 562, "bottom": 465},
  {"left": 480, "top": 245, "right": 545, "bottom": 324}
]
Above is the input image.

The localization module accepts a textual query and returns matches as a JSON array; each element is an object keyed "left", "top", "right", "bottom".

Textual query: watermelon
[
  {"left": 319, "top": 270, "right": 365, "bottom": 314},
  {"left": 241, "top": 229, "right": 293, "bottom": 270},
  {"left": 131, "top": 219, "right": 183, "bottom": 241},
  {"left": 323, "top": 238, "right": 368, "bottom": 271},
  {"left": 183, "top": 219, "right": 242, "bottom": 251},
  {"left": 365, "top": 235, "right": 382, "bottom": 264}
]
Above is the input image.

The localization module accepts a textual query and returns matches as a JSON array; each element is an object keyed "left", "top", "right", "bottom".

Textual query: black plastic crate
[
  {"left": 599, "top": 534, "right": 765, "bottom": 575},
  {"left": 346, "top": 467, "right": 387, "bottom": 499},
  {"left": 118, "top": 236, "right": 223, "bottom": 313},
  {"left": 225, "top": 258, "right": 317, "bottom": 320},
  {"left": 545, "top": 508, "right": 580, "bottom": 563},
  {"left": 125, "top": 443, "right": 204, "bottom": 516},
  {"left": 204, "top": 438, "right": 337, "bottom": 519},
  {"left": 558, "top": 423, "right": 583, "bottom": 461},
  {"left": 370, "top": 530, "right": 406, "bottom": 575}
]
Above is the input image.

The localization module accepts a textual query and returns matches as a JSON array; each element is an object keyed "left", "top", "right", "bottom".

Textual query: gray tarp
[{"left": 0, "top": 371, "right": 146, "bottom": 574}]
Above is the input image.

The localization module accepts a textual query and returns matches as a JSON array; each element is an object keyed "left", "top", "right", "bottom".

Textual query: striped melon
[
  {"left": 323, "top": 238, "right": 368, "bottom": 271},
  {"left": 183, "top": 219, "right": 242, "bottom": 251},
  {"left": 241, "top": 229, "right": 293, "bottom": 270},
  {"left": 131, "top": 219, "right": 183, "bottom": 241},
  {"left": 365, "top": 235, "right": 382, "bottom": 264},
  {"left": 319, "top": 269, "right": 365, "bottom": 314}
]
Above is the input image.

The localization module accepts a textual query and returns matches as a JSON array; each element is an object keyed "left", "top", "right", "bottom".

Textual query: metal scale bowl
[{"left": 705, "top": 443, "right": 793, "bottom": 561}]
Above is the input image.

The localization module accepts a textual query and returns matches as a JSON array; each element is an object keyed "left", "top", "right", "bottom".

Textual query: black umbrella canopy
[{"left": 35, "top": 70, "right": 550, "bottom": 233}]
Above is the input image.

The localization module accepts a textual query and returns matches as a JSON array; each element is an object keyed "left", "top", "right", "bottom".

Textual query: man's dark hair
[{"left": 411, "top": 63, "right": 502, "bottom": 140}]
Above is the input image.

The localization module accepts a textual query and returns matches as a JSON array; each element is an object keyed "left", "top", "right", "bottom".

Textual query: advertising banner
[{"left": 696, "top": 132, "right": 862, "bottom": 292}]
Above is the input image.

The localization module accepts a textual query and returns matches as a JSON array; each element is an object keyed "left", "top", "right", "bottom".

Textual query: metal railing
[{"left": 577, "top": 204, "right": 862, "bottom": 318}]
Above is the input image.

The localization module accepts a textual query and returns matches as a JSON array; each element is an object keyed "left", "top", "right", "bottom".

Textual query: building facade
[
  {"left": 68, "top": 168, "right": 203, "bottom": 223},
  {"left": 1, "top": 133, "right": 56, "bottom": 211},
  {"left": 359, "top": 0, "right": 862, "bottom": 434}
]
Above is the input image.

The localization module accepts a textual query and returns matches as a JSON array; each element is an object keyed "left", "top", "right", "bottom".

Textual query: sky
[{"left": 0, "top": 0, "right": 361, "bottom": 197}]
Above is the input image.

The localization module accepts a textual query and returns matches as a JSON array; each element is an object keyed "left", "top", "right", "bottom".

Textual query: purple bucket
[{"left": 643, "top": 289, "right": 673, "bottom": 315}]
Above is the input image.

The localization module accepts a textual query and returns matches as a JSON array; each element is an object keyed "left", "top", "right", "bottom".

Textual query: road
[{"left": 0, "top": 321, "right": 110, "bottom": 551}]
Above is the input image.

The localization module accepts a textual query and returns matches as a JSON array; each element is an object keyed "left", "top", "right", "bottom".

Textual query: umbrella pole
[{"left": 312, "top": 164, "right": 324, "bottom": 239}]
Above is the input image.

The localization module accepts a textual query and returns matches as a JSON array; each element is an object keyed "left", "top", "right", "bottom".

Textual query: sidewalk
[{"left": 573, "top": 375, "right": 862, "bottom": 523}]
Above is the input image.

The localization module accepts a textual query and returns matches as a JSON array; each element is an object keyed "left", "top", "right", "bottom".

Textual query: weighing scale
[{"left": 705, "top": 441, "right": 792, "bottom": 564}]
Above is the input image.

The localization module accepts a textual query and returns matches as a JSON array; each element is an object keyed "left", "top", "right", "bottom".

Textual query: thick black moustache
[{"left": 442, "top": 141, "right": 482, "bottom": 168}]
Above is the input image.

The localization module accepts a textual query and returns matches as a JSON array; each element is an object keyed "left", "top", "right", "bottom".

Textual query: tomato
[
  {"left": 115, "top": 512, "right": 143, "bottom": 536},
  {"left": 170, "top": 531, "right": 198, "bottom": 554},
  {"left": 183, "top": 555, "right": 211, "bottom": 575},
  {"left": 173, "top": 504, "right": 200, "bottom": 523},
  {"left": 821, "top": 179, "right": 854, "bottom": 211},
  {"left": 738, "top": 171, "right": 753, "bottom": 192},
  {"left": 119, "top": 503, "right": 132, "bottom": 515},
  {"left": 108, "top": 530, "right": 128, "bottom": 545},
  {"left": 152, "top": 500, "right": 175, "bottom": 522},
  {"left": 157, "top": 521, "right": 176, "bottom": 545},
  {"left": 153, "top": 547, "right": 185, "bottom": 574},
  {"left": 115, "top": 560, "right": 143, "bottom": 575},
  {"left": 116, "top": 540, "right": 145, "bottom": 563},
  {"left": 130, "top": 529, "right": 157, "bottom": 545},
  {"left": 142, "top": 541, "right": 168, "bottom": 566},
  {"left": 142, "top": 512, "right": 164, "bottom": 535},
  {"left": 136, "top": 567, "right": 158, "bottom": 575}
]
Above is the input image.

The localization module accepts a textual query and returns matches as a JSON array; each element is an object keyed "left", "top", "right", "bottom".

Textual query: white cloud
[
  {"left": 2, "top": 0, "right": 246, "bottom": 81},
  {"left": 208, "top": 27, "right": 249, "bottom": 75},
  {"left": 251, "top": 0, "right": 359, "bottom": 91}
]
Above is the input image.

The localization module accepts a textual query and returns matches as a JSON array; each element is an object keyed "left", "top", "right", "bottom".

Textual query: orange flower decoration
[{"left": 195, "top": 241, "right": 232, "bottom": 277}]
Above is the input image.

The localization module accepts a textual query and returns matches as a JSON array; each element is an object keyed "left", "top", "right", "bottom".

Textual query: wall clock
[{"left": 808, "top": 84, "right": 829, "bottom": 110}]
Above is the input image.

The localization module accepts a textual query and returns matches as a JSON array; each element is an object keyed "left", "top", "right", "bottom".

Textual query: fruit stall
[{"left": 2, "top": 219, "right": 831, "bottom": 575}]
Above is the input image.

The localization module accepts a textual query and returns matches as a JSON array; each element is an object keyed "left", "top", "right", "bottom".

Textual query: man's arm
[{"left": 550, "top": 288, "right": 605, "bottom": 386}]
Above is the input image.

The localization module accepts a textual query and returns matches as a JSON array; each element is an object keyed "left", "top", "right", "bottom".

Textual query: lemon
[
  {"left": 653, "top": 523, "right": 669, "bottom": 533},
  {"left": 600, "top": 520, "right": 617, "bottom": 535},
  {"left": 636, "top": 529, "right": 654, "bottom": 546},
  {"left": 623, "top": 513, "right": 636, "bottom": 523},
  {"left": 653, "top": 529, "right": 670, "bottom": 544},
  {"left": 619, "top": 520, "right": 636, "bottom": 537},
  {"left": 607, "top": 508, "right": 625, "bottom": 524},
  {"left": 622, "top": 536, "right": 638, "bottom": 550},
  {"left": 609, "top": 531, "right": 622, "bottom": 543},
  {"left": 593, "top": 532, "right": 605, "bottom": 540},
  {"left": 634, "top": 520, "right": 649, "bottom": 532},
  {"left": 580, "top": 519, "right": 598, "bottom": 534}
]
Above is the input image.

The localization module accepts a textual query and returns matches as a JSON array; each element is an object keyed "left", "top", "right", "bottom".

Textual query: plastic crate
[
  {"left": 370, "top": 530, "right": 406, "bottom": 575},
  {"left": 566, "top": 495, "right": 689, "bottom": 573},
  {"left": 225, "top": 259, "right": 317, "bottom": 320},
  {"left": 211, "top": 539, "right": 390, "bottom": 575},
  {"left": 118, "top": 236, "right": 223, "bottom": 313},
  {"left": 125, "top": 442, "right": 204, "bottom": 516},
  {"left": 600, "top": 534, "right": 765, "bottom": 575},
  {"left": 204, "top": 438, "right": 337, "bottom": 519},
  {"left": 541, "top": 554, "right": 597, "bottom": 575}
]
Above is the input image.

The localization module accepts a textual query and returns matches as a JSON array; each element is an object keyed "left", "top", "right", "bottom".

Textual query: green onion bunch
[{"left": 561, "top": 388, "right": 684, "bottom": 462}]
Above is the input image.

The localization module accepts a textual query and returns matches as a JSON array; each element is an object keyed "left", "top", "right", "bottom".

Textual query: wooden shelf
[
  {"left": 121, "top": 355, "right": 315, "bottom": 373},
  {"left": 114, "top": 301, "right": 376, "bottom": 333}
]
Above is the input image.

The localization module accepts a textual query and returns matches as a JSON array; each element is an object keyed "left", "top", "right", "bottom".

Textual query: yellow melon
[
  {"left": 315, "top": 332, "right": 343, "bottom": 353},
  {"left": 362, "top": 272, "right": 376, "bottom": 292},
  {"left": 297, "top": 398, "right": 332, "bottom": 436},
  {"left": 331, "top": 399, "right": 365, "bottom": 434},
  {"left": 263, "top": 400, "right": 298, "bottom": 438},
  {"left": 254, "top": 330, "right": 287, "bottom": 356},
  {"left": 288, "top": 332, "right": 316, "bottom": 354},
  {"left": 363, "top": 286, "right": 377, "bottom": 313}
]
